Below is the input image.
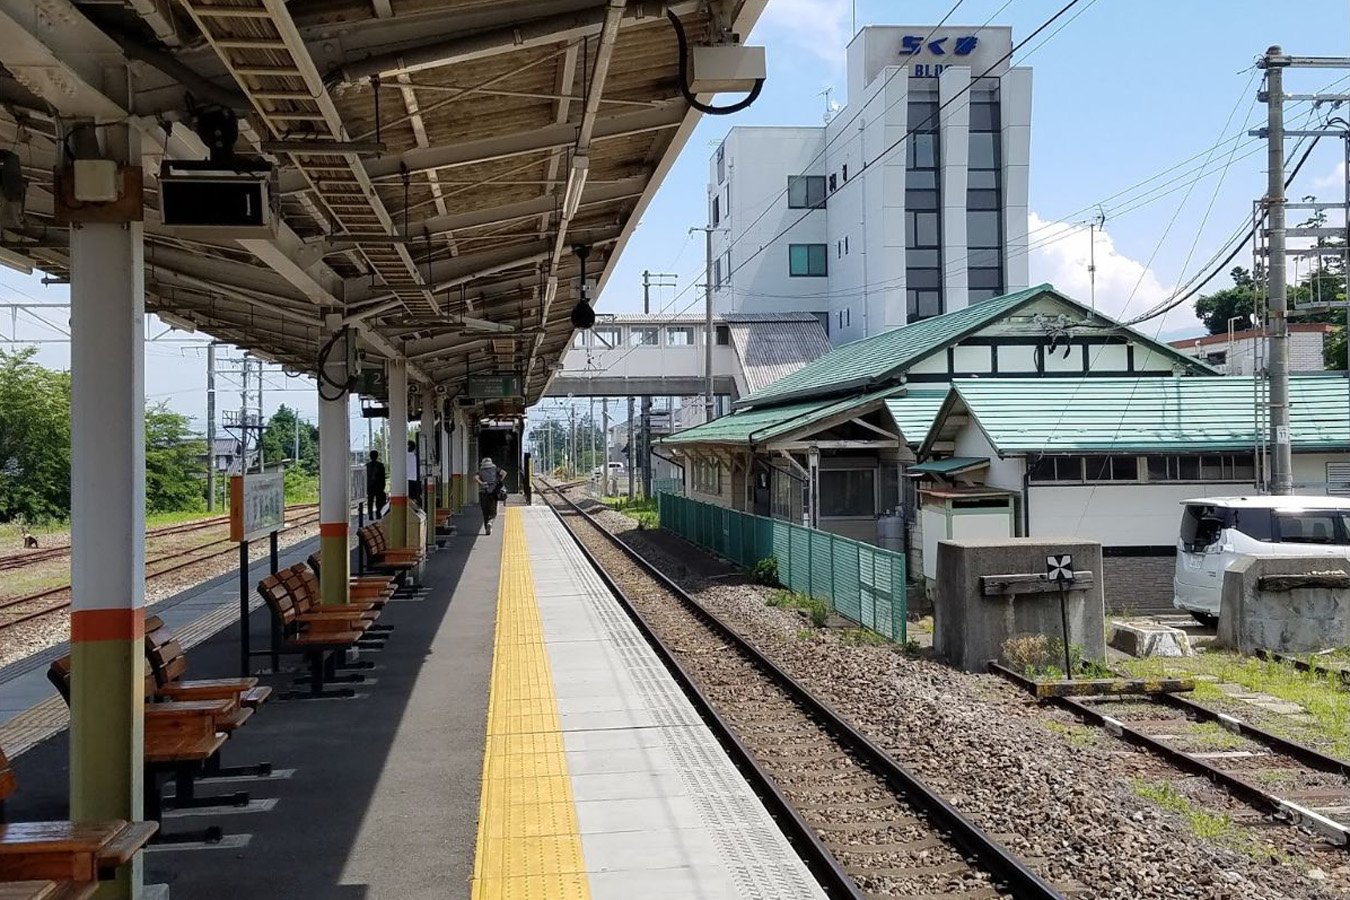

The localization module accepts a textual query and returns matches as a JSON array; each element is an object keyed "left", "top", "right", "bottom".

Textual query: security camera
[{"left": 435, "top": 385, "right": 447, "bottom": 396}]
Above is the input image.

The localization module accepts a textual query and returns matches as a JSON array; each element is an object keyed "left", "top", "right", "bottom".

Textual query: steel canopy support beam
[{"left": 0, "top": 0, "right": 128, "bottom": 118}]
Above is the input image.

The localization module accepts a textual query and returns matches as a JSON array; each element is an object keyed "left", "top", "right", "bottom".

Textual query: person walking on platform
[
  {"left": 366, "top": 450, "right": 387, "bottom": 516},
  {"left": 475, "top": 456, "right": 507, "bottom": 535}
]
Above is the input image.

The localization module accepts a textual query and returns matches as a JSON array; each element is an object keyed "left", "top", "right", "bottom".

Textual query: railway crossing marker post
[
  {"left": 1047, "top": 553, "right": 1075, "bottom": 677},
  {"left": 230, "top": 472, "right": 285, "bottom": 676}
]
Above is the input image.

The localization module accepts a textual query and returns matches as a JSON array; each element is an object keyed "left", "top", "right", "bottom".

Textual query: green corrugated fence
[
  {"left": 656, "top": 493, "right": 906, "bottom": 643},
  {"left": 651, "top": 477, "right": 684, "bottom": 497}
]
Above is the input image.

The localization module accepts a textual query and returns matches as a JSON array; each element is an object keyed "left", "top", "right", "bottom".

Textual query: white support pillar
[
  {"left": 317, "top": 315, "right": 351, "bottom": 605},
  {"left": 420, "top": 386, "right": 437, "bottom": 550},
  {"left": 939, "top": 65, "right": 972, "bottom": 313},
  {"left": 387, "top": 359, "right": 409, "bottom": 547},
  {"left": 68, "top": 125, "right": 146, "bottom": 899}
]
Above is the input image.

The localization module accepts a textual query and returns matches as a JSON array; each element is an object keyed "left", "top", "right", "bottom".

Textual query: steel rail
[
  {"left": 0, "top": 510, "right": 323, "bottom": 630},
  {"left": 990, "top": 662, "right": 1350, "bottom": 848},
  {"left": 1256, "top": 649, "right": 1350, "bottom": 689},
  {"left": 541, "top": 482, "right": 1064, "bottom": 899}
]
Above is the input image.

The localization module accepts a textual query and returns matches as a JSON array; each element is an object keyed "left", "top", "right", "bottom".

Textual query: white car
[{"left": 1173, "top": 495, "right": 1350, "bottom": 624}]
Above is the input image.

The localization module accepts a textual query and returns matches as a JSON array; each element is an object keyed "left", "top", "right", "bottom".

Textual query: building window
[
  {"left": 844, "top": 235, "right": 849, "bottom": 254},
  {"left": 693, "top": 458, "right": 722, "bottom": 494},
  {"left": 846, "top": 308, "right": 851, "bottom": 327},
  {"left": 593, "top": 326, "right": 621, "bottom": 349},
  {"left": 837, "top": 310, "right": 844, "bottom": 328},
  {"left": 788, "top": 243, "right": 828, "bottom": 277},
  {"left": 837, "top": 240, "right": 842, "bottom": 259},
  {"left": 842, "top": 163, "right": 848, "bottom": 181},
  {"left": 828, "top": 173, "right": 838, "bottom": 193},
  {"left": 1329, "top": 462, "right": 1350, "bottom": 495},
  {"left": 906, "top": 98, "right": 942, "bottom": 322},
  {"left": 1144, "top": 454, "right": 1256, "bottom": 482},
  {"left": 712, "top": 195, "right": 720, "bottom": 226},
  {"left": 629, "top": 326, "right": 659, "bottom": 347},
  {"left": 716, "top": 142, "right": 725, "bottom": 183},
  {"left": 715, "top": 324, "right": 731, "bottom": 345},
  {"left": 820, "top": 469, "right": 876, "bottom": 517},
  {"left": 1031, "top": 454, "right": 1258, "bottom": 485},
  {"left": 713, "top": 258, "right": 722, "bottom": 289},
  {"left": 666, "top": 326, "right": 694, "bottom": 346},
  {"left": 787, "top": 175, "right": 826, "bottom": 209}
]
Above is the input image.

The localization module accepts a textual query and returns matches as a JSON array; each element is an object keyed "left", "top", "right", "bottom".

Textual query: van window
[
  {"left": 1273, "top": 510, "right": 1350, "bottom": 545},
  {"left": 1179, "top": 504, "right": 1227, "bottom": 552}
]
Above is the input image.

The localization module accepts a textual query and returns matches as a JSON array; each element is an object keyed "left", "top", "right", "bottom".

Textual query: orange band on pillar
[
  {"left": 70, "top": 608, "right": 145, "bottom": 642},
  {"left": 319, "top": 523, "right": 349, "bottom": 537},
  {"left": 391, "top": 496, "right": 408, "bottom": 507}
]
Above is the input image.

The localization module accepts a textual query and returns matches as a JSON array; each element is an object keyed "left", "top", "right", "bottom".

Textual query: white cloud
[
  {"left": 1027, "top": 211, "right": 1201, "bottom": 335},
  {"left": 1312, "top": 161, "right": 1347, "bottom": 192},
  {"left": 756, "top": 0, "right": 850, "bottom": 69}
]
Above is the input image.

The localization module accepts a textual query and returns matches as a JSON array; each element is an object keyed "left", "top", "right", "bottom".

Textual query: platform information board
[
  {"left": 229, "top": 472, "right": 285, "bottom": 542},
  {"left": 466, "top": 373, "right": 522, "bottom": 399}
]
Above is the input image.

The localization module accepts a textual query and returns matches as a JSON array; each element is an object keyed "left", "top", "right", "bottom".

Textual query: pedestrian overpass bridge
[{"left": 543, "top": 313, "right": 829, "bottom": 400}]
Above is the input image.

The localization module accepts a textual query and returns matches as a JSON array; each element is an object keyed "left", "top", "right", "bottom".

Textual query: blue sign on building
[{"left": 902, "top": 33, "right": 978, "bottom": 78}]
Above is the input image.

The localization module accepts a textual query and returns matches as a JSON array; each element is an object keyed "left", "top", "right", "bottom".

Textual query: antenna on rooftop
[
  {"left": 1088, "top": 206, "right": 1106, "bottom": 315},
  {"left": 819, "top": 87, "right": 840, "bottom": 124}
]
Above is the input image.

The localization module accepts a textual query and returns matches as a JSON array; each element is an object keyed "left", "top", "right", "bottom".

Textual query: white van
[{"left": 1173, "top": 495, "right": 1350, "bottom": 623}]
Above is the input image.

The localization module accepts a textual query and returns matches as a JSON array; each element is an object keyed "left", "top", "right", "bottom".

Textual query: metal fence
[
  {"left": 657, "top": 493, "right": 906, "bottom": 643},
  {"left": 651, "top": 477, "right": 684, "bottom": 497}
]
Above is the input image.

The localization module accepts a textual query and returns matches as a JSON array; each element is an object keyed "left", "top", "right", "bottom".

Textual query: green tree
[
  {"left": 0, "top": 348, "right": 71, "bottom": 522},
  {"left": 1194, "top": 267, "right": 1258, "bottom": 335},
  {"left": 144, "top": 404, "right": 207, "bottom": 515},
  {"left": 260, "top": 405, "right": 318, "bottom": 474}
]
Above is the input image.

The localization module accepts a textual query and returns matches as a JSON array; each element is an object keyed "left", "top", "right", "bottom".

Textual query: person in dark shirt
[{"left": 366, "top": 450, "right": 387, "bottom": 515}]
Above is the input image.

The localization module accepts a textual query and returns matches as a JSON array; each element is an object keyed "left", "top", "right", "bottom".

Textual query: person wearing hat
[{"left": 474, "top": 456, "right": 508, "bottom": 535}]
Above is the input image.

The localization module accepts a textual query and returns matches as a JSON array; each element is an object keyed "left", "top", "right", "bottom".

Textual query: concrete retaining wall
[
  {"left": 935, "top": 538, "right": 1106, "bottom": 673},
  {"left": 1218, "top": 555, "right": 1350, "bottom": 654}
]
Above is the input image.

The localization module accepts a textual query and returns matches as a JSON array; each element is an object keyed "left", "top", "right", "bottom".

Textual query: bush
[{"left": 750, "top": 556, "right": 779, "bottom": 587}]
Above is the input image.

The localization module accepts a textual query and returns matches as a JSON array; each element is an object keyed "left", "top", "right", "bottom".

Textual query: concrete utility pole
[
  {"left": 627, "top": 397, "right": 635, "bottom": 499},
  {"left": 206, "top": 343, "right": 216, "bottom": 510},
  {"left": 1262, "top": 46, "right": 1293, "bottom": 495},
  {"left": 569, "top": 404, "right": 577, "bottom": 478},
  {"left": 641, "top": 270, "right": 677, "bottom": 314},
  {"left": 641, "top": 396, "right": 652, "bottom": 497},
  {"left": 601, "top": 398, "right": 610, "bottom": 493},
  {"left": 703, "top": 227, "right": 715, "bottom": 423},
  {"left": 239, "top": 357, "right": 250, "bottom": 474}
]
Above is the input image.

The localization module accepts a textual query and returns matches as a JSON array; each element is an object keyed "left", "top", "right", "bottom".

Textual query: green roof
[
  {"left": 738, "top": 284, "right": 1213, "bottom": 407},
  {"left": 934, "top": 375, "right": 1350, "bottom": 454},
  {"left": 885, "top": 391, "right": 948, "bottom": 445},
  {"left": 907, "top": 457, "right": 990, "bottom": 476},
  {"left": 661, "top": 385, "right": 904, "bottom": 447}
]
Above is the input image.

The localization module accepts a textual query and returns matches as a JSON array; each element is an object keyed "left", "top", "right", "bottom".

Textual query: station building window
[
  {"left": 820, "top": 468, "right": 875, "bottom": 517},
  {"left": 787, "top": 175, "right": 826, "bottom": 209},
  {"left": 693, "top": 458, "right": 722, "bottom": 494},
  {"left": 789, "top": 243, "right": 828, "bottom": 277},
  {"left": 593, "top": 326, "right": 621, "bottom": 349},
  {"left": 629, "top": 326, "right": 659, "bottom": 347},
  {"left": 666, "top": 326, "right": 694, "bottom": 346},
  {"left": 1029, "top": 453, "right": 1258, "bottom": 484}
]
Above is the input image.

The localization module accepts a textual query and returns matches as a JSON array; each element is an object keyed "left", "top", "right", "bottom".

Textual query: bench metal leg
[
  {"left": 281, "top": 650, "right": 357, "bottom": 700},
  {"left": 145, "top": 768, "right": 225, "bottom": 845},
  {"left": 165, "top": 763, "right": 249, "bottom": 810},
  {"left": 203, "top": 753, "right": 273, "bottom": 780}
]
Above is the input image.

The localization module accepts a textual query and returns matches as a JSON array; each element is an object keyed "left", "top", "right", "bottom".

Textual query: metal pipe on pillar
[
  {"left": 387, "top": 360, "right": 409, "bottom": 547},
  {"left": 439, "top": 410, "right": 451, "bottom": 510},
  {"left": 420, "top": 386, "right": 437, "bottom": 551},
  {"left": 317, "top": 315, "right": 352, "bottom": 606},
  {"left": 67, "top": 121, "right": 146, "bottom": 897}
]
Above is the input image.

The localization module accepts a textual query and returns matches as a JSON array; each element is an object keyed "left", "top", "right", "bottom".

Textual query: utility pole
[
  {"left": 689, "top": 227, "right": 720, "bottom": 423},
  {"left": 627, "top": 396, "right": 635, "bottom": 499},
  {"left": 293, "top": 412, "right": 300, "bottom": 467},
  {"left": 239, "top": 357, "right": 250, "bottom": 474},
  {"left": 568, "top": 404, "right": 576, "bottom": 478},
  {"left": 1262, "top": 46, "right": 1293, "bottom": 495},
  {"left": 206, "top": 343, "right": 216, "bottom": 510},
  {"left": 642, "top": 270, "right": 678, "bottom": 315},
  {"left": 601, "top": 398, "right": 610, "bottom": 494},
  {"left": 641, "top": 396, "right": 652, "bottom": 497}
]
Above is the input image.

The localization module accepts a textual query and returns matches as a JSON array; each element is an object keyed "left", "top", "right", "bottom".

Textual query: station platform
[{"left": 0, "top": 500, "right": 826, "bottom": 899}]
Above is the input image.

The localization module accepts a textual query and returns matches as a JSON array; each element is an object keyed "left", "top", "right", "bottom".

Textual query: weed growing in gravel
[
  {"left": 1183, "top": 721, "right": 1250, "bottom": 752},
  {"left": 603, "top": 496, "right": 658, "bottom": 529},
  {"left": 1044, "top": 719, "right": 1099, "bottom": 748},
  {"left": 796, "top": 628, "right": 815, "bottom": 642},
  {"left": 750, "top": 556, "right": 779, "bottom": 587},
  {"left": 767, "top": 589, "right": 830, "bottom": 627},
  {"left": 1002, "top": 634, "right": 1113, "bottom": 680},
  {"left": 1131, "top": 779, "right": 1234, "bottom": 841},
  {"left": 841, "top": 628, "right": 889, "bottom": 647}
]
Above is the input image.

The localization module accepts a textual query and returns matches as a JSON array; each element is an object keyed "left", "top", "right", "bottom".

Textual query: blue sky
[{"left": 1, "top": 0, "right": 1347, "bottom": 431}]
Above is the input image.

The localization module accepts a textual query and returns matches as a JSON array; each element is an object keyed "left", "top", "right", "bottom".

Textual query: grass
[
  {"left": 1131, "top": 779, "right": 1235, "bottom": 841},
  {"left": 602, "top": 495, "right": 658, "bottom": 528},
  {"left": 767, "top": 589, "right": 831, "bottom": 628},
  {"left": 1183, "top": 721, "right": 1249, "bottom": 752},
  {"left": 1044, "top": 719, "right": 1100, "bottom": 748},
  {"left": 841, "top": 627, "right": 890, "bottom": 647},
  {"left": 1120, "top": 652, "right": 1349, "bottom": 757}
]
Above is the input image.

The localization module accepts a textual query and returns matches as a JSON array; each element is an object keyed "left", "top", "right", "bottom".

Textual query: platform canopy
[{"left": 0, "top": 0, "right": 767, "bottom": 406}]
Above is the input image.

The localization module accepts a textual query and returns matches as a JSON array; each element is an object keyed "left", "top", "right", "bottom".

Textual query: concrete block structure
[
  {"left": 933, "top": 538, "right": 1106, "bottom": 673},
  {"left": 1218, "top": 556, "right": 1350, "bottom": 654}
]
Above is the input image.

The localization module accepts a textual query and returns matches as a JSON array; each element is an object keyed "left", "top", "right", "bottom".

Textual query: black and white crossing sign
[{"left": 1046, "top": 554, "right": 1074, "bottom": 584}]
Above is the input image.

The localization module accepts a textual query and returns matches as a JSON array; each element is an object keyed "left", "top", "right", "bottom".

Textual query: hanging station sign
[
  {"left": 466, "top": 373, "right": 523, "bottom": 399},
  {"left": 229, "top": 472, "right": 285, "bottom": 542}
]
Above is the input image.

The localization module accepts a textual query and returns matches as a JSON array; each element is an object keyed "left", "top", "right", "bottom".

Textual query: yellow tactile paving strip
[{"left": 471, "top": 507, "right": 591, "bottom": 900}]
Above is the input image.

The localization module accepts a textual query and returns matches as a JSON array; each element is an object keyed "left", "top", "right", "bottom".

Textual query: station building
[
  {"left": 707, "top": 25, "right": 1032, "bottom": 343},
  {"left": 657, "top": 284, "right": 1350, "bottom": 609}
]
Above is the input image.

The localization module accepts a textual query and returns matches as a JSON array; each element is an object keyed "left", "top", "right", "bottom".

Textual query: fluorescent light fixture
[
  {"left": 156, "top": 311, "right": 197, "bottom": 333},
  {"left": 561, "top": 155, "right": 589, "bottom": 220},
  {"left": 0, "top": 247, "right": 34, "bottom": 276}
]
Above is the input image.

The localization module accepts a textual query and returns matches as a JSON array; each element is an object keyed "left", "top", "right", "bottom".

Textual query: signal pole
[{"left": 641, "top": 269, "right": 677, "bottom": 314}]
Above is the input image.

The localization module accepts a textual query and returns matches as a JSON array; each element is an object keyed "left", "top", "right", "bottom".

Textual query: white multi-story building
[
  {"left": 707, "top": 25, "right": 1031, "bottom": 343},
  {"left": 1169, "top": 324, "right": 1334, "bottom": 375}
]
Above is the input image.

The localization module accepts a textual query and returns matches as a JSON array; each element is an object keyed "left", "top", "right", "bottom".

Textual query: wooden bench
[
  {"left": 0, "top": 745, "right": 155, "bottom": 885},
  {"left": 306, "top": 551, "right": 396, "bottom": 600},
  {"left": 46, "top": 661, "right": 233, "bottom": 844},
  {"left": 144, "top": 616, "right": 272, "bottom": 784},
  {"left": 357, "top": 524, "right": 422, "bottom": 577},
  {"left": 256, "top": 574, "right": 367, "bottom": 699},
  {"left": 288, "top": 564, "right": 392, "bottom": 641},
  {"left": 0, "top": 880, "right": 95, "bottom": 900}
]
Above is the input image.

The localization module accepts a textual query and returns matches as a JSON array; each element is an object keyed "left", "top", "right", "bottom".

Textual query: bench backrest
[
  {"left": 48, "top": 656, "right": 157, "bottom": 707},
  {"left": 256, "top": 573, "right": 301, "bottom": 630},
  {"left": 307, "top": 551, "right": 322, "bottom": 578},
  {"left": 360, "top": 524, "right": 392, "bottom": 555},
  {"left": 144, "top": 616, "right": 188, "bottom": 687}
]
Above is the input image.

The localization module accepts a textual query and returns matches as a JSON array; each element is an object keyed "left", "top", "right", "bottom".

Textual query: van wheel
[{"left": 1191, "top": 612, "right": 1218, "bottom": 628}]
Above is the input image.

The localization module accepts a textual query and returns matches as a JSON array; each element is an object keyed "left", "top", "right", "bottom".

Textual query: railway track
[
  {"left": 0, "top": 505, "right": 319, "bottom": 573},
  {"left": 991, "top": 663, "right": 1350, "bottom": 850},
  {"left": 0, "top": 508, "right": 322, "bottom": 631},
  {"left": 539, "top": 482, "right": 1066, "bottom": 900}
]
